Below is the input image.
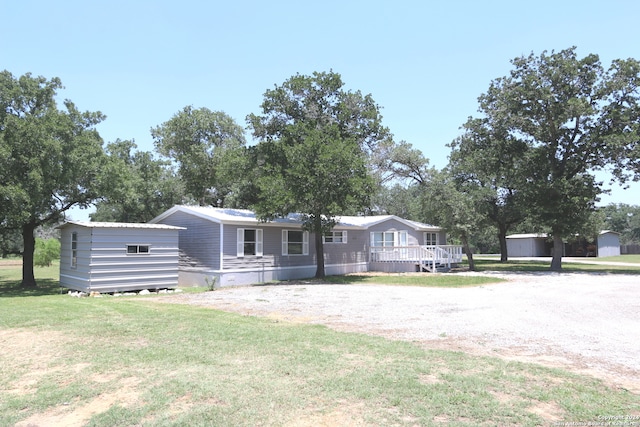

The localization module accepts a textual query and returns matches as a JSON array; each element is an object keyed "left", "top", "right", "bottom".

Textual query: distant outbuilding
[
  {"left": 505, "top": 231, "right": 621, "bottom": 258},
  {"left": 504, "top": 234, "right": 550, "bottom": 257},
  {"left": 595, "top": 230, "right": 621, "bottom": 257},
  {"left": 57, "top": 221, "right": 184, "bottom": 293}
]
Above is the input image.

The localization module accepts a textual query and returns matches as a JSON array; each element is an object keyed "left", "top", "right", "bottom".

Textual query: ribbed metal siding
[
  {"left": 59, "top": 225, "right": 92, "bottom": 289},
  {"left": 88, "top": 228, "right": 179, "bottom": 292},
  {"left": 59, "top": 226, "right": 180, "bottom": 292}
]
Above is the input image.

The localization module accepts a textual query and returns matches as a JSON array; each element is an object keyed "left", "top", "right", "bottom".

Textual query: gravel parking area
[{"left": 157, "top": 271, "right": 640, "bottom": 392}]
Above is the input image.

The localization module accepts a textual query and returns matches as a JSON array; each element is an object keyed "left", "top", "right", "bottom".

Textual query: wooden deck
[{"left": 369, "top": 245, "right": 464, "bottom": 272}]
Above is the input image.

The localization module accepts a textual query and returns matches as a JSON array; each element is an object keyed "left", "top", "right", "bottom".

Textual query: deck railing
[{"left": 369, "top": 245, "right": 464, "bottom": 272}]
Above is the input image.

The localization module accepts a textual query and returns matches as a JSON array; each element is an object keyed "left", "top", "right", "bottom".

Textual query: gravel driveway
[{"left": 158, "top": 271, "right": 640, "bottom": 391}]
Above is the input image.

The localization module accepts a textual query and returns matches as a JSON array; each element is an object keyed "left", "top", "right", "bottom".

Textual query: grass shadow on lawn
[{"left": 472, "top": 259, "right": 640, "bottom": 274}]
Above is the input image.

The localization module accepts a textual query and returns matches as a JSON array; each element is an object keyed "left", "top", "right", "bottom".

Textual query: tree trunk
[
  {"left": 498, "top": 224, "right": 508, "bottom": 262},
  {"left": 461, "top": 235, "right": 475, "bottom": 271},
  {"left": 550, "top": 234, "right": 564, "bottom": 271},
  {"left": 314, "top": 221, "right": 325, "bottom": 278},
  {"left": 21, "top": 221, "right": 38, "bottom": 288}
]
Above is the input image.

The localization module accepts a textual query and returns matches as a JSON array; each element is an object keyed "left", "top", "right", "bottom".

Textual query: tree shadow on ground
[{"left": 0, "top": 279, "right": 64, "bottom": 297}]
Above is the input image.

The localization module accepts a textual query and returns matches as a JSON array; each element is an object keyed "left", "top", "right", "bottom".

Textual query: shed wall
[
  {"left": 506, "top": 237, "right": 548, "bottom": 257},
  {"left": 597, "top": 233, "right": 621, "bottom": 257},
  {"left": 506, "top": 238, "right": 534, "bottom": 257},
  {"left": 59, "top": 225, "right": 91, "bottom": 289},
  {"left": 60, "top": 226, "right": 180, "bottom": 293}
]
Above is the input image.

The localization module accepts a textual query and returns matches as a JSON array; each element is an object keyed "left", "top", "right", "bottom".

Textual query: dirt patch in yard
[{"left": 1, "top": 329, "right": 142, "bottom": 427}]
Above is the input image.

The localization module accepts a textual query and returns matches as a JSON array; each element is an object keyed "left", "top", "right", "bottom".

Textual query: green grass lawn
[
  {"left": 595, "top": 254, "right": 640, "bottom": 263},
  {"left": 1, "top": 261, "right": 638, "bottom": 426}
]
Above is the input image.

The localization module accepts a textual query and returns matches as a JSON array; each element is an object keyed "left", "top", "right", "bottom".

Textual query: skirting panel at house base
[
  {"left": 369, "top": 261, "right": 420, "bottom": 273},
  {"left": 178, "top": 262, "right": 368, "bottom": 288},
  {"left": 60, "top": 274, "right": 180, "bottom": 293}
]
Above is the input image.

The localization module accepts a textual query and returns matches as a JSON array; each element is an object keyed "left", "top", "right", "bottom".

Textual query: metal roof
[
  {"left": 57, "top": 221, "right": 185, "bottom": 230},
  {"left": 150, "top": 205, "right": 440, "bottom": 230}
]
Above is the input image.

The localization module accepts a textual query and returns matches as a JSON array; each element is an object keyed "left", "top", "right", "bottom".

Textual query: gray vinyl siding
[
  {"left": 157, "top": 210, "right": 220, "bottom": 270},
  {"left": 322, "top": 229, "right": 368, "bottom": 265},
  {"left": 59, "top": 225, "right": 180, "bottom": 293},
  {"left": 222, "top": 225, "right": 274, "bottom": 270},
  {"left": 439, "top": 232, "right": 447, "bottom": 245},
  {"left": 367, "top": 219, "right": 421, "bottom": 245},
  {"left": 222, "top": 225, "right": 317, "bottom": 270},
  {"left": 367, "top": 219, "right": 445, "bottom": 246}
]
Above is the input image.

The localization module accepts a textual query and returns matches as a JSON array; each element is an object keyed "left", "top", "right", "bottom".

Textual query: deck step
[{"left": 418, "top": 262, "right": 450, "bottom": 273}]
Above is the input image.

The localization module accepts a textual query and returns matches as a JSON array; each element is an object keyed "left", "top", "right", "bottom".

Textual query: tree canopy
[
  {"left": 247, "top": 71, "right": 392, "bottom": 278},
  {"left": 599, "top": 203, "right": 640, "bottom": 245},
  {"left": 0, "top": 71, "right": 108, "bottom": 286},
  {"left": 91, "top": 139, "right": 185, "bottom": 223},
  {"left": 151, "top": 106, "right": 247, "bottom": 207}
]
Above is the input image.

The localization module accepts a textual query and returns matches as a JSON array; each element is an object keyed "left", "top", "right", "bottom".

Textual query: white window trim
[
  {"left": 237, "top": 228, "right": 263, "bottom": 257},
  {"left": 126, "top": 244, "right": 150, "bottom": 254},
  {"left": 398, "top": 230, "right": 408, "bottom": 246},
  {"left": 71, "top": 232, "right": 77, "bottom": 269},
  {"left": 282, "top": 229, "right": 309, "bottom": 255},
  {"left": 322, "top": 230, "right": 348, "bottom": 244},
  {"left": 370, "top": 231, "right": 408, "bottom": 250},
  {"left": 424, "top": 232, "right": 439, "bottom": 246}
]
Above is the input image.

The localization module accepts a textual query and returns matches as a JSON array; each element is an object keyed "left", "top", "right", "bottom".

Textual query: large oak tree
[
  {"left": 448, "top": 117, "right": 528, "bottom": 262},
  {"left": 460, "top": 48, "right": 640, "bottom": 270},
  {"left": 0, "top": 71, "right": 108, "bottom": 287},
  {"left": 247, "top": 71, "right": 392, "bottom": 278}
]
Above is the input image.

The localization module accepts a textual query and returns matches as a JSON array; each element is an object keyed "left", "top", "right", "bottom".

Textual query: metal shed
[
  {"left": 58, "top": 221, "right": 184, "bottom": 293},
  {"left": 596, "top": 230, "right": 621, "bottom": 257},
  {"left": 505, "top": 234, "right": 551, "bottom": 257}
]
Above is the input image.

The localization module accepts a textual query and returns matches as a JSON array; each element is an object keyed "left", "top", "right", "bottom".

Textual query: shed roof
[
  {"left": 507, "top": 231, "right": 619, "bottom": 239},
  {"left": 599, "top": 230, "right": 620, "bottom": 235},
  {"left": 505, "top": 233, "right": 548, "bottom": 239},
  {"left": 150, "top": 205, "right": 440, "bottom": 230}
]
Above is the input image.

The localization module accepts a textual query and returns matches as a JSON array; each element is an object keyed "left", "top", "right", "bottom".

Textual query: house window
[
  {"left": 371, "top": 231, "right": 408, "bottom": 251},
  {"left": 424, "top": 232, "right": 438, "bottom": 246},
  {"left": 282, "top": 230, "right": 309, "bottom": 255},
  {"left": 237, "top": 228, "right": 263, "bottom": 257},
  {"left": 323, "top": 230, "right": 347, "bottom": 244},
  {"left": 71, "top": 232, "right": 77, "bottom": 268},
  {"left": 127, "top": 245, "right": 150, "bottom": 254}
]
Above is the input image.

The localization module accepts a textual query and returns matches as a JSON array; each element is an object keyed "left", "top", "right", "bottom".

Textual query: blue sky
[{"left": 4, "top": 0, "right": 639, "bottom": 220}]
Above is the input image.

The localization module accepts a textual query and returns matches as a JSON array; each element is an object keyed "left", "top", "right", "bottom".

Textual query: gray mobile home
[
  {"left": 58, "top": 221, "right": 184, "bottom": 293},
  {"left": 151, "top": 205, "right": 462, "bottom": 287}
]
